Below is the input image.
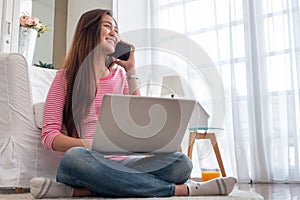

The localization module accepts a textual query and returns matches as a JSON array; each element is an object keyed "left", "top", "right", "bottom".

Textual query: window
[{"left": 153, "top": 0, "right": 300, "bottom": 181}]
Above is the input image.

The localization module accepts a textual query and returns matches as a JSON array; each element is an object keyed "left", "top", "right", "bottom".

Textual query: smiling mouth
[{"left": 106, "top": 38, "right": 116, "bottom": 45}]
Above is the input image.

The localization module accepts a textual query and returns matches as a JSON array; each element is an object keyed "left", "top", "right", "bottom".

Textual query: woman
[{"left": 30, "top": 9, "right": 237, "bottom": 198}]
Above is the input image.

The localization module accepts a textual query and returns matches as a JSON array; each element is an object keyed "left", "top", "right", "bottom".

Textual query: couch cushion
[{"left": 29, "top": 66, "right": 57, "bottom": 105}]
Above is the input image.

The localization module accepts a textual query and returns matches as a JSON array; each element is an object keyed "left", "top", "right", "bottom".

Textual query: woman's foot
[
  {"left": 187, "top": 177, "right": 237, "bottom": 196},
  {"left": 30, "top": 177, "right": 73, "bottom": 199}
]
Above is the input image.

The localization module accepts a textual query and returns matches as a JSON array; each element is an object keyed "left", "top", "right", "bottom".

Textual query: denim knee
[
  {"left": 160, "top": 152, "right": 193, "bottom": 184},
  {"left": 57, "top": 147, "right": 89, "bottom": 179},
  {"left": 60, "top": 147, "right": 88, "bottom": 163},
  {"left": 176, "top": 153, "right": 193, "bottom": 179}
]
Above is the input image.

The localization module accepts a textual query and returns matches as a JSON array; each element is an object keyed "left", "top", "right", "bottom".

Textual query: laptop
[{"left": 92, "top": 94, "right": 196, "bottom": 154}]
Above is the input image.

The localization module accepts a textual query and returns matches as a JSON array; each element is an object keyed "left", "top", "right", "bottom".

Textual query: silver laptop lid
[{"left": 92, "top": 94, "right": 196, "bottom": 154}]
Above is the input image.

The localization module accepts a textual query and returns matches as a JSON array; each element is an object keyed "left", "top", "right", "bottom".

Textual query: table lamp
[
  {"left": 189, "top": 101, "right": 210, "bottom": 128},
  {"left": 160, "top": 75, "right": 185, "bottom": 98}
]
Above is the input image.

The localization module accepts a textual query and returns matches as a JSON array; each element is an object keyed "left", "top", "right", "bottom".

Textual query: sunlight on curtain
[{"left": 150, "top": 0, "right": 300, "bottom": 182}]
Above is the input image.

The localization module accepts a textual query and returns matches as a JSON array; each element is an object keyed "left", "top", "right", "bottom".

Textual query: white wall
[
  {"left": 19, "top": 0, "right": 32, "bottom": 14},
  {"left": 66, "top": 0, "right": 113, "bottom": 51}
]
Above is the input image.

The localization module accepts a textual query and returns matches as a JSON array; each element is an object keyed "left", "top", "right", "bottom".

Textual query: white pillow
[
  {"left": 29, "top": 66, "right": 57, "bottom": 104},
  {"left": 33, "top": 102, "right": 44, "bottom": 129}
]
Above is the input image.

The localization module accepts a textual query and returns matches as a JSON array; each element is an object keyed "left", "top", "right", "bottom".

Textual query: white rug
[{"left": 0, "top": 189, "right": 263, "bottom": 200}]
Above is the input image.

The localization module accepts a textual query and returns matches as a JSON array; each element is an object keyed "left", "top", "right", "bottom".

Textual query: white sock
[
  {"left": 30, "top": 177, "right": 73, "bottom": 199},
  {"left": 187, "top": 177, "right": 237, "bottom": 196}
]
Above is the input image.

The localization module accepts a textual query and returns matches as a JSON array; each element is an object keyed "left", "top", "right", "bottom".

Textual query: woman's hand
[
  {"left": 52, "top": 135, "right": 94, "bottom": 152},
  {"left": 112, "top": 41, "right": 136, "bottom": 74},
  {"left": 80, "top": 139, "right": 94, "bottom": 149},
  {"left": 112, "top": 41, "right": 140, "bottom": 96}
]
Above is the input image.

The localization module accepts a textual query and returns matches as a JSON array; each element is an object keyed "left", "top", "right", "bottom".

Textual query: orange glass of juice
[{"left": 201, "top": 168, "right": 221, "bottom": 182}]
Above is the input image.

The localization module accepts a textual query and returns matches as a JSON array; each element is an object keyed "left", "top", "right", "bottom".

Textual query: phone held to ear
[
  {"left": 111, "top": 42, "right": 131, "bottom": 61},
  {"left": 106, "top": 42, "right": 131, "bottom": 67}
]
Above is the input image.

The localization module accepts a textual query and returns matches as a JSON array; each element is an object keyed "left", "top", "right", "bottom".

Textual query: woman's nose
[
  {"left": 109, "top": 29, "right": 120, "bottom": 42},
  {"left": 110, "top": 28, "right": 118, "bottom": 36}
]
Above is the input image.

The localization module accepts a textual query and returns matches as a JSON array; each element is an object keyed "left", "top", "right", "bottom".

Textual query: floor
[
  {"left": 1, "top": 183, "right": 299, "bottom": 199},
  {"left": 237, "top": 183, "right": 300, "bottom": 200}
]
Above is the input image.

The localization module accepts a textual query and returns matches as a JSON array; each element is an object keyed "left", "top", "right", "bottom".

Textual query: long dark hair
[{"left": 62, "top": 9, "right": 115, "bottom": 138}]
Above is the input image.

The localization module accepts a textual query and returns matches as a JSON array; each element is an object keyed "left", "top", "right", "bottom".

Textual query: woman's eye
[
  {"left": 103, "top": 23, "right": 118, "bottom": 34},
  {"left": 104, "top": 24, "right": 111, "bottom": 29}
]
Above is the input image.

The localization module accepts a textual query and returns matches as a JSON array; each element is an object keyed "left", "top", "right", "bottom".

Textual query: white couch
[{"left": 0, "top": 53, "right": 60, "bottom": 189}]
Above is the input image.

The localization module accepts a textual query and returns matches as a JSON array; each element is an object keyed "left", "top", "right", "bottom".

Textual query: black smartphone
[
  {"left": 106, "top": 42, "right": 131, "bottom": 67},
  {"left": 110, "top": 42, "right": 131, "bottom": 61}
]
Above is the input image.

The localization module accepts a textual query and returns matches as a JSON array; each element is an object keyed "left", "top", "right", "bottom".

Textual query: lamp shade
[
  {"left": 189, "top": 101, "right": 210, "bottom": 128},
  {"left": 160, "top": 75, "right": 185, "bottom": 98}
]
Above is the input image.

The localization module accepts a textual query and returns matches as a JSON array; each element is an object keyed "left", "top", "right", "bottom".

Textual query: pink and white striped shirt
[{"left": 41, "top": 66, "right": 129, "bottom": 152}]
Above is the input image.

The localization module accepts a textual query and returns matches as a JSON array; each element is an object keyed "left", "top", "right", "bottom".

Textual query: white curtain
[{"left": 115, "top": 0, "right": 300, "bottom": 183}]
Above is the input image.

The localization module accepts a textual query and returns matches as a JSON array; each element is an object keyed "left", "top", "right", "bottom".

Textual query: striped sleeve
[{"left": 41, "top": 70, "right": 66, "bottom": 150}]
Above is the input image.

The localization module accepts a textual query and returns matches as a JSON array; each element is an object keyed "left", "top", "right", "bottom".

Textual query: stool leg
[
  {"left": 208, "top": 134, "right": 226, "bottom": 177},
  {"left": 187, "top": 131, "right": 197, "bottom": 159}
]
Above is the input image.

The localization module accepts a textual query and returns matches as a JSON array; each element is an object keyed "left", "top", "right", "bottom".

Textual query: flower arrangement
[{"left": 19, "top": 14, "right": 49, "bottom": 38}]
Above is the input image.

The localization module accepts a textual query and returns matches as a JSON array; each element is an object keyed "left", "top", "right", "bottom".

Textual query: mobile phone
[{"left": 109, "top": 42, "right": 131, "bottom": 61}]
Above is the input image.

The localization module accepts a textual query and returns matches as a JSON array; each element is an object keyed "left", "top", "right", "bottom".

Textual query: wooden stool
[{"left": 187, "top": 131, "right": 226, "bottom": 177}]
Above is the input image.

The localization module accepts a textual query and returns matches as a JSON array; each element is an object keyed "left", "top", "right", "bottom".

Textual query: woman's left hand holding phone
[
  {"left": 112, "top": 41, "right": 136, "bottom": 74},
  {"left": 113, "top": 41, "right": 140, "bottom": 96}
]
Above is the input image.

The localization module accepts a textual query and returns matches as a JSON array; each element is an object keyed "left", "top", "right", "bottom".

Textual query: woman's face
[{"left": 99, "top": 14, "right": 119, "bottom": 55}]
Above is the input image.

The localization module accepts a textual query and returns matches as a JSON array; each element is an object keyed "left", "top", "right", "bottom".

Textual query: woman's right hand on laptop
[{"left": 80, "top": 139, "right": 93, "bottom": 149}]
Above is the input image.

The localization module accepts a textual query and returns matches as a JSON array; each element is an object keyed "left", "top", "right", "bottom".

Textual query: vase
[{"left": 18, "top": 27, "right": 38, "bottom": 66}]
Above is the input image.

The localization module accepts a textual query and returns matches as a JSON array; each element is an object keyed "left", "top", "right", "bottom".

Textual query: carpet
[{"left": 0, "top": 189, "right": 263, "bottom": 200}]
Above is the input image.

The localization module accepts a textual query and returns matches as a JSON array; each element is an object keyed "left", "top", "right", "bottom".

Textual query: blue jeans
[{"left": 56, "top": 147, "right": 192, "bottom": 197}]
